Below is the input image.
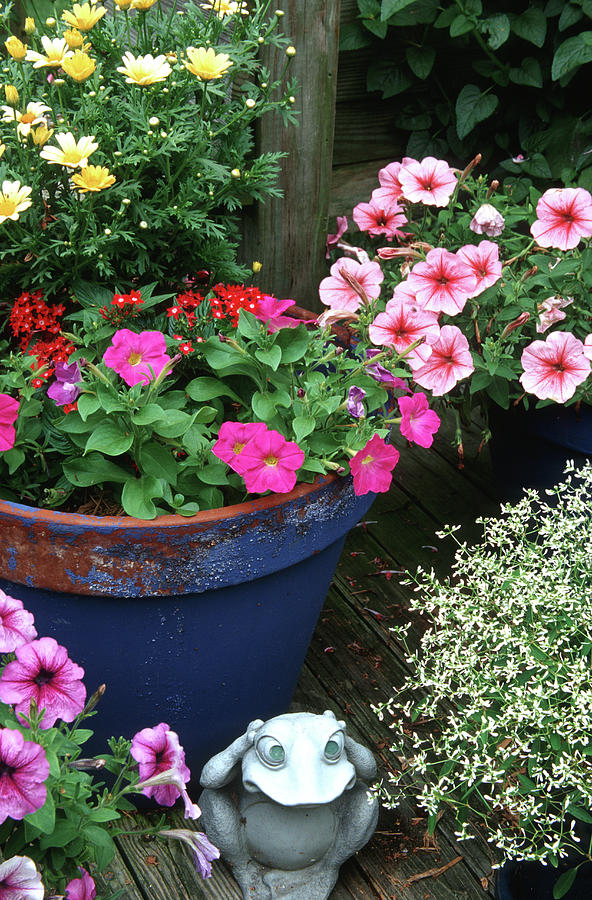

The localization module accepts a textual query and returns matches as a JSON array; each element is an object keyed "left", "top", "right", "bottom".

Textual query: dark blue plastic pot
[
  {"left": 0, "top": 476, "right": 374, "bottom": 776},
  {"left": 488, "top": 403, "right": 592, "bottom": 502},
  {"left": 495, "top": 859, "right": 592, "bottom": 900}
]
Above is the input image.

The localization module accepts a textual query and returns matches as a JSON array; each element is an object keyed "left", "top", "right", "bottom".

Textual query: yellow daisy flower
[
  {"left": 1, "top": 101, "right": 51, "bottom": 138},
  {"left": 114, "top": 0, "right": 134, "bottom": 9},
  {"left": 62, "top": 50, "right": 96, "bottom": 81},
  {"left": 0, "top": 144, "right": 5, "bottom": 160},
  {"left": 131, "top": 0, "right": 158, "bottom": 10},
  {"left": 31, "top": 124, "right": 54, "bottom": 147},
  {"left": 40, "top": 132, "right": 98, "bottom": 168},
  {"left": 62, "top": 2, "right": 106, "bottom": 31},
  {"left": 117, "top": 51, "right": 171, "bottom": 86},
  {"left": 0, "top": 180, "right": 33, "bottom": 223},
  {"left": 5, "top": 36, "right": 27, "bottom": 61},
  {"left": 63, "top": 28, "right": 87, "bottom": 49},
  {"left": 184, "top": 46, "right": 232, "bottom": 80},
  {"left": 71, "top": 164, "right": 116, "bottom": 193},
  {"left": 25, "top": 36, "right": 73, "bottom": 68},
  {"left": 200, "top": 0, "right": 248, "bottom": 17}
]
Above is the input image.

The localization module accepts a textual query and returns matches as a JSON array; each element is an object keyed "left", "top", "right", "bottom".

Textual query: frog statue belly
[{"left": 198, "top": 711, "right": 379, "bottom": 900}]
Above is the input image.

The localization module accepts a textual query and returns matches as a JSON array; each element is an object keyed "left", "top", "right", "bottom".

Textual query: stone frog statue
[{"left": 198, "top": 710, "right": 378, "bottom": 900}]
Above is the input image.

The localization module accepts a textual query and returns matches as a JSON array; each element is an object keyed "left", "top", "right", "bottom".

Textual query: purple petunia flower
[
  {"left": 47, "top": 361, "right": 82, "bottom": 406},
  {"left": 0, "top": 730, "right": 49, "bottom": 823},
  {"left": 0, "top": 856, "right": 44, "bottom": 900},
  {"left": 160, "top": 828, "right": 220, "bottom": 878},
  {"left": 347, "top": 386, "right": 366, "bottom": 419},
  {"left": 65, "top": 867, "right": 96, "bottom": 900}
]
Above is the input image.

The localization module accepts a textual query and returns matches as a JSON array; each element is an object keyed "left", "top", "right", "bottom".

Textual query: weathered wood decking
[{"left": 93, "top": 418, "right": 503, "bottom": 900}]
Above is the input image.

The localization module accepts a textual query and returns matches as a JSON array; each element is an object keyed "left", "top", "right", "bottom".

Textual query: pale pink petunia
[
  {"left": 536, "top": 296, "right": 573, "bottom": 334},
  {"left": 319, "top": 258, "right": 384, "bottom": 311},
  {"left": 0, "top": 729, "right": 49, "bottom": 823},
  {"left": 377, "top": 159, "right": 417, "bottom": 204},
  {"left": 0, "top": 394, "right": 19, "bottom": 452},
  {"left": 131, "top": 722, "right": 193, "bottom": 809},
  {"left": 406, "top": 248, "right": 477, "bottom": 315},
  {"left": 160, "top": 828, "right": 220, "bottom": 879},
  {"left": 352, "top": 191, "right": 407, "bottom": 240},
  {"left": 254, "top": 295, "right": 303, "bottom": 332},
  {"left": 65, "top": 868, "right": 96, "bottom": 900},
  {"left": 238, "top": 429, "right": 305, "bottom": 494},
  {"left": 530, "top": 187, "right": 592, "bottom": 251},
  {"left": 584, "top": 334, "right": 592, "bottom": 361},
  {"left": 398, "top": 393, "right": 441, "bottom": 448},
  {"left": 520, "top": 331, "right": 590, "bottom": 403},
  {"left": 350, "top": 434, "right": 400, "bottom": 495},
  {"left": 103, "top": 329, "right": 172, "bottom": 387},
  {"left": 470, "top": 203, "right": 505, "bottom": 237},
  {"left": 368, "top": 299, "right": 440, "bottom": 369},
  {"left": 412, "top": 325, "right": 475, "bottom": 396},
  {"left": 456, "top": 241, "right": 502, "bottom": 298},
  {"left": 0, "top": 636, "right": 86, "bottom": 728},
  {"left": 0, "top": 856, "right": 44, "bottom": 900},
  {"left": 212, "top": 421, "right": 269, "bottom": 473},
  {"left": 0, "top": 591, "right": 36, "bottom": 653},
  {"left": 398, "top": 157, "right": 457, "bottom": 207},
  {"left": 326, "top": 215, "right": 348, "bottom": 258}
]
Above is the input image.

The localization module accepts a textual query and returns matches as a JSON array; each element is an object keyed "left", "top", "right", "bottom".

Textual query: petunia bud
[
  {"left": 500, "top": 311, "right": 530, "bottom": 339},
  {"left": 470, "top": 203, "right": 505, "bottom": 237}
]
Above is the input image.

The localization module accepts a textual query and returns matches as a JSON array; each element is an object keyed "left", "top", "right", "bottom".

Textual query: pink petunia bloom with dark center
[
  {"left": 0, "top": 637, "right": 86, "bottom": 729},
  {"left": 520, "top": 331, "right": 590, "bottom": 403},
  {"left": 65, "top": 868, "right": 96, "bottom": 900},
  {"left": 103, "top": 329, "right": 172, "bottom": 387},
  {"left": 376, "top": 158, "right": 417, "bottom": 204},
  {"left": 406, "top": 248, "right": 477, "bottom": 315},
  {"left": 131, "top": 722, "right": 192, "bottom": 809},
  {"left": 398, "top": 157, "right": 457, "bottom": 207},
  {"left": 0, "top": 729, "right": 49, "bottom": 823},
  {"left": 212, "top": 421, "right": 269, "bottom": 474},
  {"left": 412, "top": 325, "right": 475, "bottom": 396},
  {"left": 456, "top": 240, "right": 502, "bottom": 298},
  {"left": 530, "top": 187, "right": 592, "bottom": 251},
  {"left": 0, "top": 855, "right": 44, "bottom": 900},
  {"left": 368, "top": 298, "right": 440, "bottom": 369},
  {"left": 0, "top": 591, "right": 37, "bottom": 653},
  {"left": 352, "top": 192, "right": 407, "bottom": 241},
  {"left": 319, "top": 258, "right": 384, "bottom": 312},
  {"left": 398, "top": 393, "right": 441, "bottom": 448},
  {"left": 350, "top": 434, "right": 400, "bottom": 495},
  {"left": 0, "top": 394, "right": 19, "bottom": 452},
  {"left": 238, "top": 429, "right": 305, "bottom": 494}
]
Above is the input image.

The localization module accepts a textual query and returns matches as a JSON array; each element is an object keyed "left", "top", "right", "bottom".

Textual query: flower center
[
  {"left": 361, "top": 454, "right": 374, "bottom": 466},
  {"left": 0, "top": 762, "right": 15, "bottom": 777},
  {"left": 264, "top": 454, "right": 278, "bottom": 467},
  {"left": 0, "top": 198, "right": 16, "bottom": 217},
  {"left": 20, "top": 112, "right": 36, "bottom": 124},
  {"left": 35, "top": 667, "right": 54, "bottom": 686},
  {"left": 128, "top": 352, "right": 142, "bottom": 365},
  {"left": 233, "top": 441, "right": 246, "bottom": 455}
]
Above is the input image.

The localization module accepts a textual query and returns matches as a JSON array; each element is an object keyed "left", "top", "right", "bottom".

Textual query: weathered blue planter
[
  {"left": 0, "top": 476, "right": 374, "bottom": 776},
  {"left": 495, "top": 859, "right": 592, "bottom": 900}
]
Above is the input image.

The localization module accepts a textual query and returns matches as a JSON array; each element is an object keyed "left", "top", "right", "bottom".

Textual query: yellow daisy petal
[
  {"left": 25, "top": 36, "right": 73, "bottom": 68},
  {"left": 71, "top": 164, "right": 116, "bottom": 193},
  {"left": 0, "top": 180, "right": 33, "bottom": 223},
  {"left": 116, "top": 51, "right": 171, "bottom": 86},
  {"left": 184, "top": 46, "right": 232, "bottom": 81},
  {"left": 62, "top": 50, "right": 96, "bottom": 81},
  {"left": 62, "top": 2, "right": 106, "bottom": 31},
  {"left": 40, "top": 132, "right": 98, "bottom": 168},
  {"left": 5, "top": 36, "right": 27, "bottom": 60}
]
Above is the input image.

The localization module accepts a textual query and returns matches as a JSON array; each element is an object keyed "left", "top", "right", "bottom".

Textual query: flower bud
[
  {"left": 230, "top": 168, "right": 241, "bottom": 178},
  {"left": 286, "top": 45, "right": 296, "bottom": 57},
  {"left": 24, "top": 16, "right": 35, "bottom": 34},
  {"left": 501, "top": 312, "right": 530, "bottom": 339},
  {"left": 4, "top": 84, "right": 19, "bottom": 106},
  {"left": 245, "top": 98, "right": 255, "bottom": 109},
  {"left": 139, "top": 220, "right": 148, "bottom": 229},
  {"left": 45, "top": 16, "right": 56, "bottom": 26},
  {"left": 252, "top": 260, "right": 262, "bottom": 273},
  {"left": 5, "top": 36, "right": 27, "bottom": 61},
  {"left": 149, "top": 116, "right": 159, "bottom": 126}
]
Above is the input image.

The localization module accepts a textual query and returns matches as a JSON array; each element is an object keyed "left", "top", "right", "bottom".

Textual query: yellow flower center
[
  {"left": 20, "top": 112, "right": 36, "bottom": 124},
  {"left": 361, "top": 454, "right": 374, "bottom": 466},
  {"left": 128, "top": 352, "right": 142, "bottom": 365},
  {"left": 264, "top": 455, "right": 278, "bottom": 467},
  {"left": 233, "top": 441, "right": 246, "bottom": 455},
  {"left": 0, "top": 197, "right": 17, "bottom": 217}
]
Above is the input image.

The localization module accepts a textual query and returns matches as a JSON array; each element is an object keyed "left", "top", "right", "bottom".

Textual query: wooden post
[{"left": 242, "top": 0, "right": 341, "bottom": 310}]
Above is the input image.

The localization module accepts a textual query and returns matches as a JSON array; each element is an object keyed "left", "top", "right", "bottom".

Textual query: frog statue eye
[
  {"left": 256, "top": 735, "right": 286, "bottom": 767},
  {"left": 324, "top": 731, "right": 344, "bottom": 762}
]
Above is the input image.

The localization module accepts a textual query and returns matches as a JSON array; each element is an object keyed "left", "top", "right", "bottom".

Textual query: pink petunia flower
[
  {"left": 0, "top": 729, "right": 49, "bottom": 823},
  {"left": 412, "top": 325, "right": 475, "bottom": 396},
  {"left": 456, "top": 241, "right": 502, "bottom": 298},
  {"left": 65, "top": 868, "right": 96, "bottom": 900},
  {"left": 0, "top": 637, "right": 86, "bottom": 728},
  {"left": 376, "top": 158, "right": 417, "bottom": 204},
  {"left": 0, "top": 394, "right": 19, "bottom": 452},
  {"left": 326, "top": 215, "right": 348, "bottom": 258},
  {"left": 103, "top": 329, "right": 172, "bottom": 387},
  {"left": 0, "top": 591, "right": 37, "bottom": 653},
  {"left": 530, "top": 187, "right": 592, "bottom": 251},
  {"left": 254, "top": 295, "right": 303, "bottom": 333},
  {"left": 470, "top": 203, "right": 505, "bottom": 237},
  {"left": 406, "top": 248, "right": 477, "bottom": 315},
  {"left": 398, "top": 393, "right": 441, "bottom": 448},
  {"left": 536, "top": 296, "right": 573, "bottom": 334},
  {"left": 212, "top": 421, "right": 269, "bottom": 473},
  {"left": 131, "top": 722, "right": 193, "bottom": 809},
  {"left": 368, "top": 298, "right": 440, "bottom": 369},
  {"left": 350, "top": 434, "right": 400, "bottom": 495},
  {"left": 238, "top": 429, "right": 305, "bottom": 494},
  {"left": 0, "top": 856, "right": 44, "bottom": 900},
  {"left": 398, "top": 157, "right": 457, "bottom": 207},
  {"left": 520, "top": 331, "right": 591, "bottom": 403},
  {"left": 584, "top": 334, "right": 592, "bottom": 361},
  {"left": 161, "top": 828, "right": 220, "bottom": 879},
  {"left": 352, "top": 191, "right": 407, "bottom": 240},
  {"left": 319, "top": 258, "right": 384, "bottom": 311}
]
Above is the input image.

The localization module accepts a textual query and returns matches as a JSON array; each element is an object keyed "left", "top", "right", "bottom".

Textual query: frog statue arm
[
  {"left": 200, "top": 719, "right": 265, "bottom": 790},
  {"left": 344, "top": 733, "right": 378, "bottom": 783}
]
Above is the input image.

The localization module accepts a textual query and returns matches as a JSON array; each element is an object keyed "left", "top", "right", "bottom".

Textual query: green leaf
[
  {"left": 121, "top": 476, "right": 164, "bottom": 519},
  {"left": 275, "top": 326, "right": 310, "bottom": 363},
  {"left": 512, "top": 8, "right": 547, "bottom": 46},
  {"left": 486, "top": 377, "right": 509, "bottom": 409},
  {"left": 367, "top": 60, "right": 413, "bottom": 98},
  {"left": 81, "top": 824, "right": 116, "bottom": 870},
  {"left": 2, "top": 448, "right": 25, "bottom": 474},
  {"left": 450, "top": 13, "right": 474, "bottom": 37},
  {"left": 358, "top": 0, "right": 381, "bottom": 17},
  {"left": 87, "top": 807, "right": 121, "bottom": 823},
  {"left": 185, "top": 376, "right": 241, "bottom": 403},
  {"left": 381, "top": 0, "right": 416, "bottom": 18},
  {"left": 64, "top": 453, "right": 130, "bottom": 487},
  {"left": 406, "top": 45, "right": 436, "bottom": 79},
  {"left": 152, "top": 410, "right": 195, "bottom": 438},
  {"left": 434, "top": 6, "right": 456, "bottom": 28},
  {"left": 522, "top": 153, "right": 553, "bottom": 179},
  {"left": 254, "top": 345, "right": 282, "bottom": 371},
  {"left": 251, "top": 390, "right": 291, "bottom": 421},
  {"left": 559, "top": 3, "right": 583, "bottom": 31},
  {"left": 85, "top": 422, "right": 133, "bottom": 456},
  {"left": 39, "top": 817, "right": 79, "bottom": 849},
  {"left": 131, "top": 403, "right": 166, "bottom": 425},
  {"left": 72, "top": 280, "right": 113, "bottom": 309},
  {"left": 455, "top": 84, "right": 499, "bottom": 139},
  {"left": 293, "top": 416, "right": 316, "bottom": 443},
  {"left": 77, "top": 393, "right": 101, "bottom": 421},
  {"left": 26, "top": 793, "right": 55, "bottom": 834},
  {"left": 482, "top": 13, "right": 510, "bottom": 49},
  {"left": 196, "top": 463, "right": 229, "bottom": 485},
  {"left": 509, "top": 57, "right": 543, "bottom": 88},
  {"left": 566, "top": 804, "right": 592, "bottom": 824},
  {"left": 552, "top": 33, "right": 592, "bottom": 80},
  {"left": 138, "top": 441, "right": 177, "bottom": 483},
  {"left": 553, "top": 868, "right": 578, "bottom": 899},
  {"left": 236, "top": 309, "right": 264, "bottom": 340},
  {"left": 363, "top": 16, "right": 388, "bottom": 37},
  {"left": 339, "top": 22, "right": 372, "bottom": 51}
]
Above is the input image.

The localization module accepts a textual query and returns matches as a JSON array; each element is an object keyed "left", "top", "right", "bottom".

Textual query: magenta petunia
[
  {"left": 530, "top": 187, "right": 592, "bottom": 251},
  {"left": 0, "top": 637, "right": 86, "bottom": 728},
  {"left": 0, "top": 394, "right": 19, "bottom": 453},
  {"left": 0, "top": 591, "right": 36, "bottom": 653},
  {"left": 456, "top": 241, "right": 502, "bottom": 298},
  {"left": 65, "top": 868, "right": 96, "bottom": 900},
  {"left": 350, "top": 434, "right": 400, "bottom": 495},
  {"left": 319, "top": 258, "right": 384, "bottom": 312},
  {"left": 102, "top": 329, "right": 172, "bottom": 386},
  {"left": 0, "top": 729, "right": 49, "bottom": 823},
  {"left": 352, "top": 192, "right": 407, "bottom": 241},
  {"left": 520, "top": 331, "right": 590, "bottom": 403},
  {"left": 398, "top": 157, "right": 457, "bottom": 207},
  {"left": 254, "top": 295, "right": 303, "bottom": 332},
  {"left": 412, "top": 325, "right": 475, "bottom": 396},
  {"left": 368, "top": 298, "right": 440, "bottom": 369},
  {"left": 212, "top": 421, "right": 269, "bottom": 473},
  {"left": 238, "top": 429, "right": 305, "bottom": 494},
  {"left": 398, "top": 393, "right": 441, "bottom": 448},
  {"left": 0, "top": 856, "right": 44, "bottom": 900},
  {"left": 131, "top": 722, "right": 191, "bottom": 808},
  {"left": 406, "top": 248, "right": 477, "bottom": 315}
]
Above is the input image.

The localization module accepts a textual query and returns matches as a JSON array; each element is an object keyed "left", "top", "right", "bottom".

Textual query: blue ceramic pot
[
  {"left": 496, "top": 859, "right": 592, "bottom": 900},
  {"left": 0, "top": 475, "right": 374, "bottom": 775}
]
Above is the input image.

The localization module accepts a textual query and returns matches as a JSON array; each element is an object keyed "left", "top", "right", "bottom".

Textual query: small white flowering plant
[{"left": 373, "top": 462, "right": 592, "bottom": 898}]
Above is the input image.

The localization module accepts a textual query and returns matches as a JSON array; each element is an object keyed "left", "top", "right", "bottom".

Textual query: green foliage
[{"left": 348, "top": 0, "right": 592, "bottom": 184}]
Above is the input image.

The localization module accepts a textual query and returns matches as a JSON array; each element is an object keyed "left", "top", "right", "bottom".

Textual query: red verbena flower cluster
[
  {"left": 99, "top": 289, "right": 144, "bottom": 324},
  {"left": 8, "top": 290, "right": 74, "bottom": 381},
  {"left": 166, "top": 288, "right": 204, "bottom": 326},
  {"left": 209, "top": 284, "right": 268, "bottom": 327}
]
